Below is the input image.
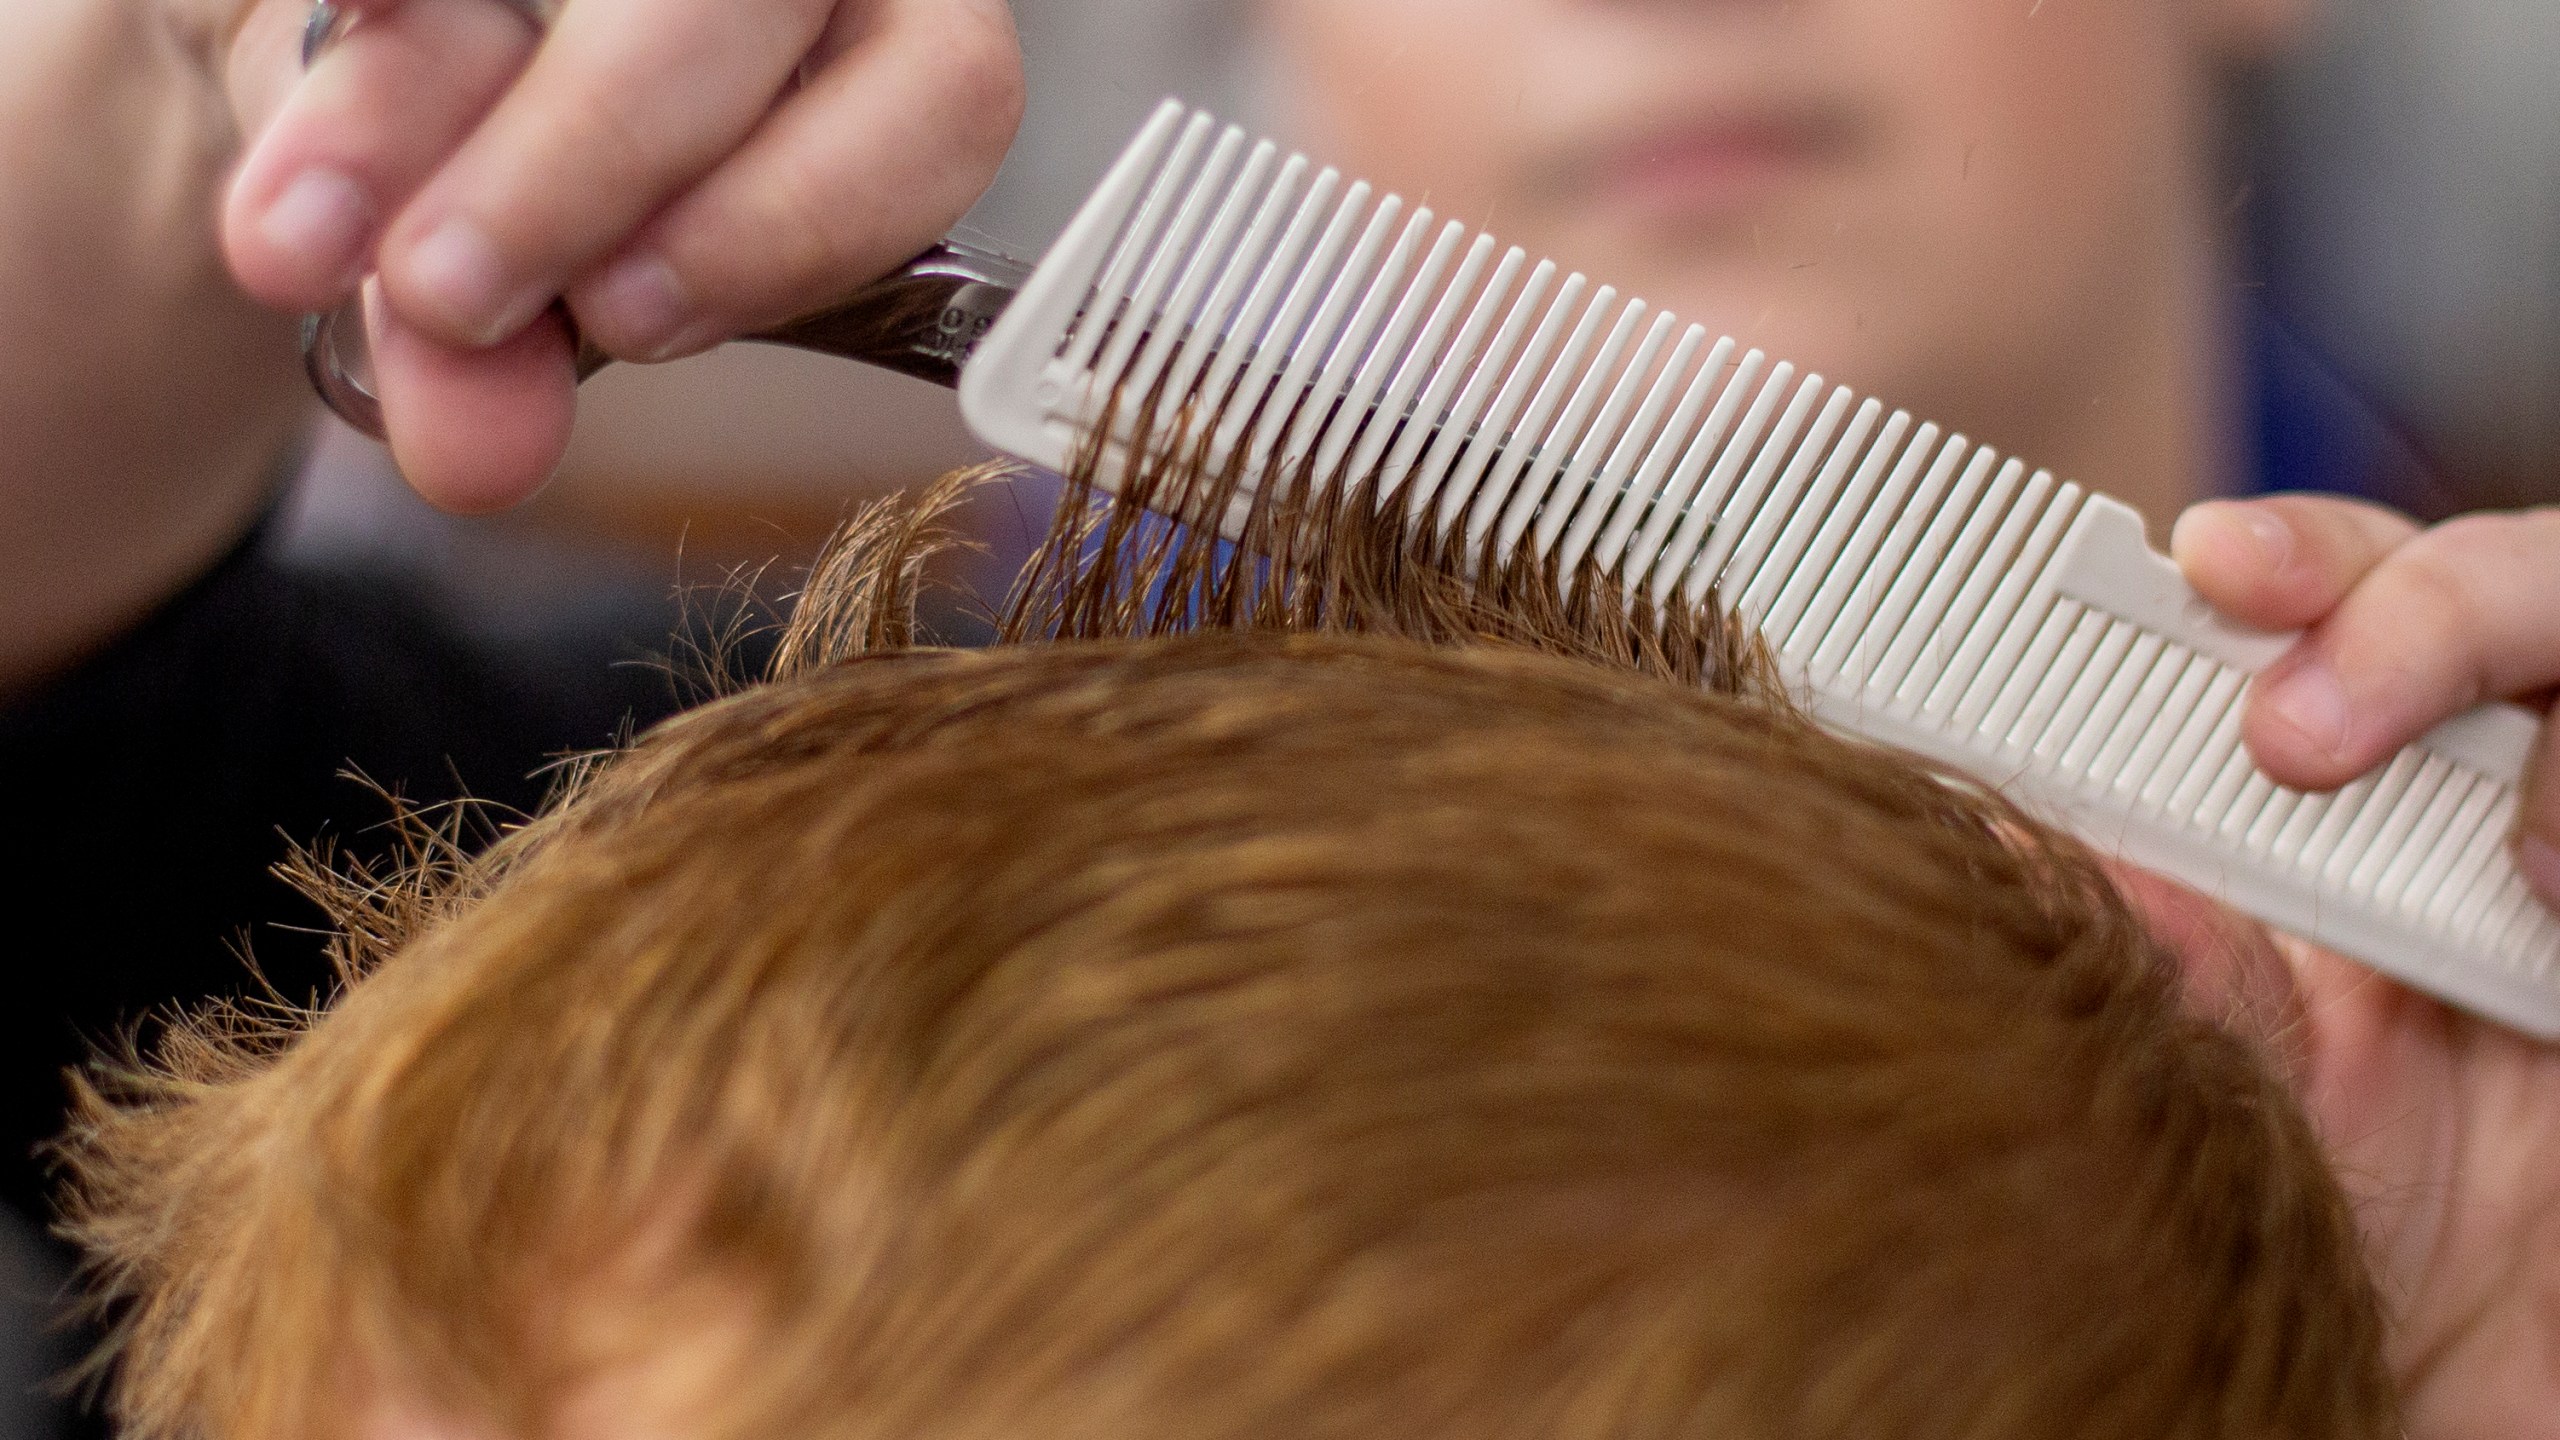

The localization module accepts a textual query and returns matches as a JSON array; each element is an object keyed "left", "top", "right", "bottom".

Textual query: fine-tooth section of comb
[{"left": 960, "top": 101, "right": 2560, "bottom": 1039}]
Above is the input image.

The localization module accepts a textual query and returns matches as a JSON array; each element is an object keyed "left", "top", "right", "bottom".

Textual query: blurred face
[{"left": 1260, "top": 0, "right": 2296, "bottom": 500}]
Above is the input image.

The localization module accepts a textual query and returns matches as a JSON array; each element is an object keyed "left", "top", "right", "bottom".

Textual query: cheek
[
  {"left": 1256, "top": 0, "right": 1535, "bottom": 217},
  {"left": 1848, "top": 0, "right": 2199, "bottom": 239},
  {"left": 1861, "top": 0, "right": 2189, "bottom": 144}
]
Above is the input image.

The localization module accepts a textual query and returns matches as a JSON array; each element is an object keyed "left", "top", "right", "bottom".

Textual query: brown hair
[{"left": 58, "top": 466, "right": 2394, "bottom": 1440}]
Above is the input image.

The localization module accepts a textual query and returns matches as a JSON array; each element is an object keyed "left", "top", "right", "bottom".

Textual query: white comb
[{"left": 960, "top": 101, "right": 2560, "bottom": 1039}]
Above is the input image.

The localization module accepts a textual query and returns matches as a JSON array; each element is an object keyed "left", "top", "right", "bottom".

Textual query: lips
[{"left": 1571, "top": 107, "right": 1868, "bottom": 227}]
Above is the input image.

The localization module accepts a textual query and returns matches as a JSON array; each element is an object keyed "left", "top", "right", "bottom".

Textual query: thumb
[{"left": 369, "top": 286, "right": 577, "bottom": 512}]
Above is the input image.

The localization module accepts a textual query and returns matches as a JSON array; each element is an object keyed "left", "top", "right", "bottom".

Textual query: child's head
[
  {"left": 1253, "top": 0, "right": 2309, "bottom": 512},
  {"left": 67, "top": 525, "right": 2390, "bottom": 1440}
]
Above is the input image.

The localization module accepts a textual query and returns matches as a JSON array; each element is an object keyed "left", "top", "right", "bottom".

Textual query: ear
[{"left": 2208, "top": 0, "right": 2318, "bottom": 62}]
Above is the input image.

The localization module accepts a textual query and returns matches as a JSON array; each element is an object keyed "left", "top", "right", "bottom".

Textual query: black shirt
[{"left": 0, "top": 524, "right": 697, "bottom": 1231}]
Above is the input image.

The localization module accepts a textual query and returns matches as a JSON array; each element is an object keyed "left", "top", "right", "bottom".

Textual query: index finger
[{"left": 374, "top": 0, "right": 835, "bottom": 347}]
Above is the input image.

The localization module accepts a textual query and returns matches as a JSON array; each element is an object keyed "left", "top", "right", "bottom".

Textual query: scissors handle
[{"left": 302, "top": 237, "right": 1031, "bottom": 441}]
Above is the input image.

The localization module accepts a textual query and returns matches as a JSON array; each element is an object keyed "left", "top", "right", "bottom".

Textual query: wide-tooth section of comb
[{"left": 960, "top": 102, "right": 2560, "bottom": 1039}]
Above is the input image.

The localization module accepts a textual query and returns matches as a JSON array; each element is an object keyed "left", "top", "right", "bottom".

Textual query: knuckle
[
  {"left": 541, "top": 87, "right": 667, "bottom": 194},
  {"left": 2508, "top": 504, "right": 2560, "bottom": 552},
  {"left": 691, "top": 158, "right": 863, "bottom": 319},
  {"left": 2377, "top": 545, "right": 2490, "bottom": 689},
  {"left": 926, "top": 1, "right": 1027, "bottom": 154},
  {"left": 2413, "top": 512, "right": 2538, "bottom": 596},
  {"left": 653, "top": 156, "right": 867, "bottom": 326},
  {"left": 2389, "top": 546, "right": 2479, "bottom": 631},
  {"left": 473, "top": 90, "right": 673, "bottom": 270},
  {"left": 2289, "top": 494, "right": 2411, "bottom": 564},
  {"left": 2425, "top": 510, "right": 2512, "bottom": 551},
  {"left": 771, "top": 164, "right": 865, "bottom": 287}
]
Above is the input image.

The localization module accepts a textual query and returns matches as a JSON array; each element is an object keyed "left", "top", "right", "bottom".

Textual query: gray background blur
[
  {"left": 288, "top": 0, "right": 2560, "bottom": 587},
  {"left": 2257, "top": 0, "right": 2560, "bottom": 508}
]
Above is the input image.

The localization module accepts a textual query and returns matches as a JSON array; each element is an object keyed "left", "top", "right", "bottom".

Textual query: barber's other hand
[
  {"left": 2172, "top": 496, "right": 2560, "bottom": 909},
  {"left": 2165, "top": 494, "right": 2560, "bottom": 1431},
  {"left": 2114, "top": 866, "right": 2560, "bottom": 1438},
  {"left": 216, "top": 0, "right": 1023, "bottom": 511}
]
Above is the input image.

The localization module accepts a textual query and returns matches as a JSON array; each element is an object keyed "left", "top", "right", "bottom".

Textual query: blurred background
[{"left": 282, "top": 0, "right": 2560, "bottom": 618}]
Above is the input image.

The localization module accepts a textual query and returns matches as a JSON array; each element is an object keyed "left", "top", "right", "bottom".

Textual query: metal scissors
[{"left": 296, "top": 0, "right": 1030, "bottom": 440}]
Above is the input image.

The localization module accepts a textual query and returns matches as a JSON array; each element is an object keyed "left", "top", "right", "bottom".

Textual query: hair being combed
[
  {"left": 55, "top": 386, "right": 2397, "bottom": 1440},
  {"left": 996, "top": 347, "right": 1769, "bottom": 694}
]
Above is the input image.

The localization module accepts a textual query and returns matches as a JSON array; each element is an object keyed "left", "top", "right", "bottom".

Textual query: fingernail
[
  {"left": 2519, "top": 835, "right": 2560, "bottom": 907},
  {"left": 2236, "top": 507, "right": 2293, "bottom": 573},
  {"left": 405, "top": 218, "right": 544, "bottom": 346},
  {"left": 262, "top": 169, "right": 371, "bottom": 284},
  {"left": 585, "top": 252, "right": 697, "bottom": 361},
  {"left": 2262, "top": 660, "right": 2350, "bottom": 760}
]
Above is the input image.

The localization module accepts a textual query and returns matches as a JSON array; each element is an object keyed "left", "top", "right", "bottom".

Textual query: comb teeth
[{"left": 961, "top": 101, "right": 2560, "bottom": 1039}]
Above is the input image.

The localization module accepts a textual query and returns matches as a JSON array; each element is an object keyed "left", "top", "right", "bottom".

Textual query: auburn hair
[{"left": 59, "top": 467, "right": 2394, "bottom": 1440}]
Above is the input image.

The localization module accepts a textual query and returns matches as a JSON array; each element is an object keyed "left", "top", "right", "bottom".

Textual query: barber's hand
[
  {"left": 2151, "top": 495, "right": 2560, "bottom": 1432},
  {"left": 2171, "top": 496, "right": 2560, "bottom": 907},
  {"left": 215, "top": 0, "right": 1023, "bottom": 511},
  {"left": 2114, "top": 867, "right": 2560, "bottom": 1438}
]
